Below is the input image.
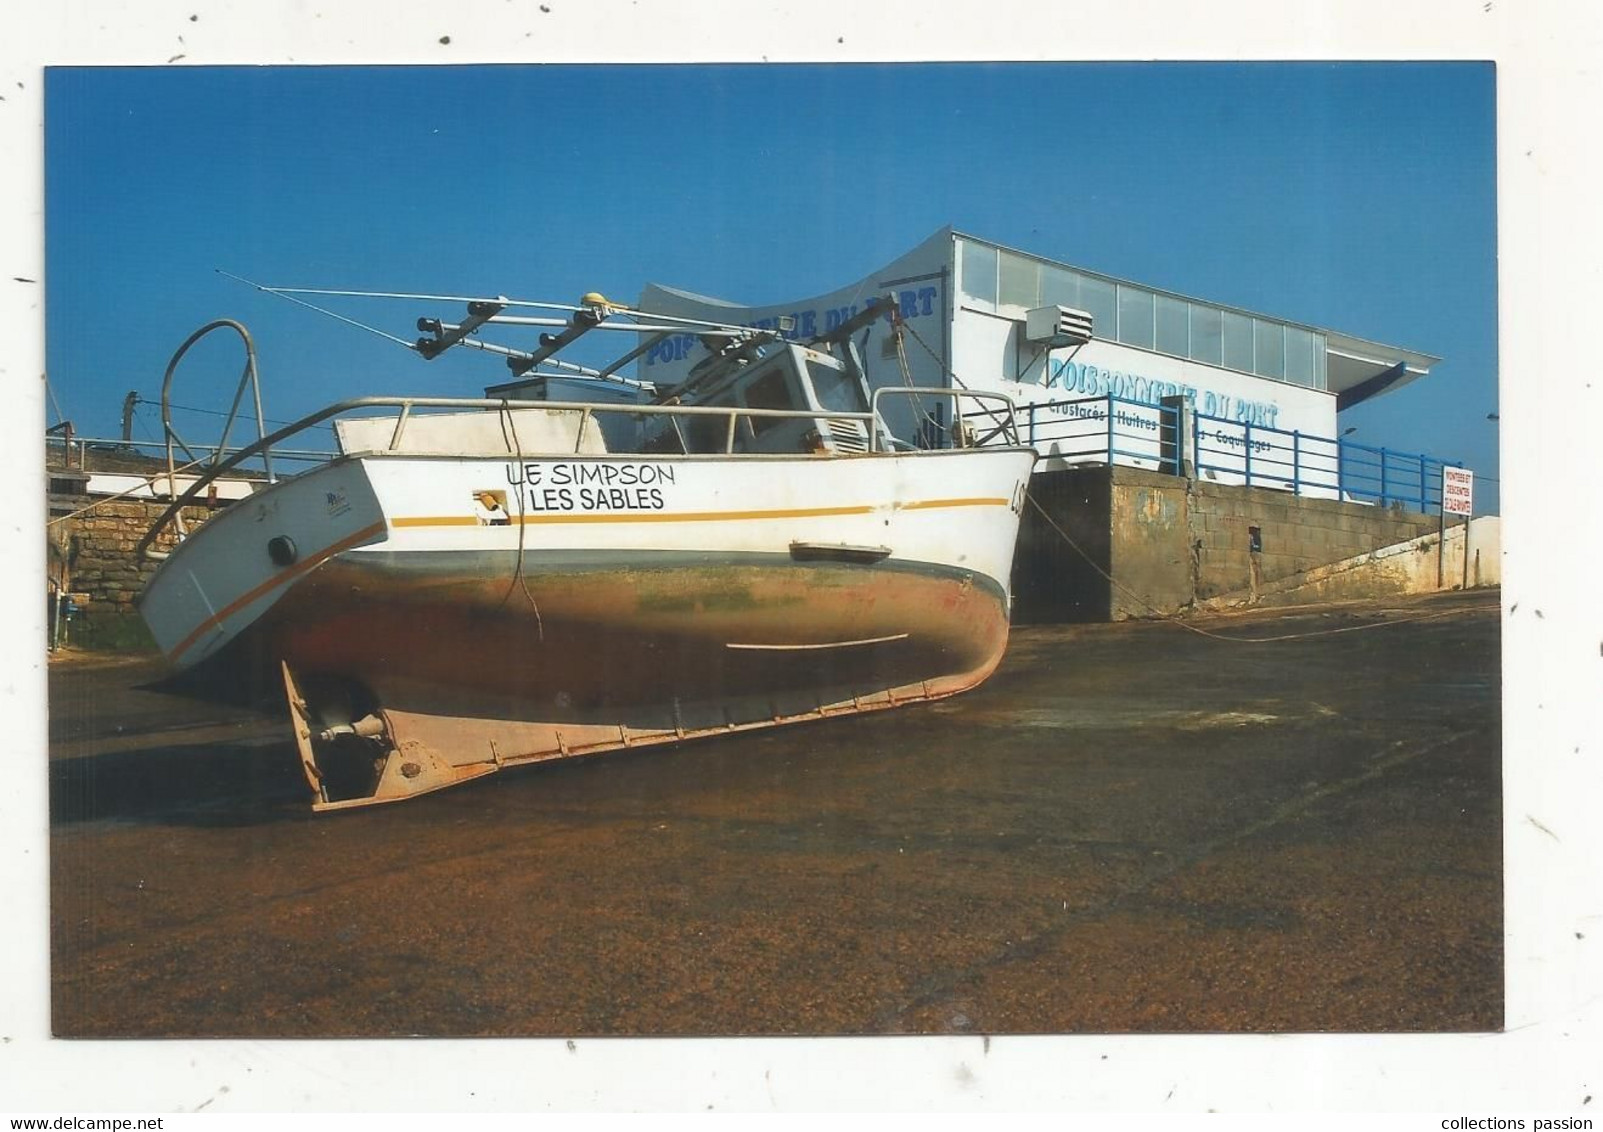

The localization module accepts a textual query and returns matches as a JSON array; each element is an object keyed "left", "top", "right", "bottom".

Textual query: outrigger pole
[
  {"left": 503, "top": 293, "right": 609, "bottom": 377},
  {"left": 415, "top": 300, "right": 507, "bottom": 359},
  {"left": 218, "top": 272, "right": 799, "bottom": 389}
]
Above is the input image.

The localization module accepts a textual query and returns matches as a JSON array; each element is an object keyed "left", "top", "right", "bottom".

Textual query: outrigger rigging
[{"left": 222, "top": 271, "right": 910, "bottom": 409}]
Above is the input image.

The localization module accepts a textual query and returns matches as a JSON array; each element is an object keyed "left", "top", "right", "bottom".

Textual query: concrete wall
[
  {"left": 1197, "top": 515, "right": 1501, "bottom": 610},
  {"left": 1012, "top": 466, "right": 1114, "bottom": 622},
  {"left": 1017, "top": 465, "right": 1470, "bottom": 623}
]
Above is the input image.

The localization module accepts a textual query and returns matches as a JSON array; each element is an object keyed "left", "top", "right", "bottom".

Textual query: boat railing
[
  {"left": 873, "top": 387, "right": 1021, "bottom": 448},
  {"left": 136, "top": 390, "right": 1021, "bottom": 560},
  {"left": 155, "top": 320, "right": 276, "bottom": 549}
]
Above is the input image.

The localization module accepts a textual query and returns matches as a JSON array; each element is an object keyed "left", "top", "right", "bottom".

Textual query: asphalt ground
[{"left": 47, "top": 587, "right": 1502, "bottom": 1037}]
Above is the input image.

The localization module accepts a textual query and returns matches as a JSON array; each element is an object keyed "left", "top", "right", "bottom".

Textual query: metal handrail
[
  {"left": 982, "top": 394, "right": 1462, "bottom": 511},
  {"left": 46, "top": 434, "right": 337, "bottom": 464},
  {"left": 1005, "top": 394, "right": 1179, "bottom": 474},
  {"left": 1190, "top": 408, "right": 1456, "bottom": 511},
  {"left": 876, "top": 387, "right": 1020, "bottom": 448},
  {"left": 157, "top": 320, "right": 274, "bottom": 544}
]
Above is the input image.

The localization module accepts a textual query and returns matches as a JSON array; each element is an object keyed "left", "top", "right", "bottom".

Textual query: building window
[
  {"left": 1284, "top": 325, "right": 1316, "bottom": 386},
  {"left": 1155, "top": 294, "right": 1189, "bottom": 358},
  {"left": 1041, "top": 264, "right": 1078, "bottom": 309},
  {"left": 1190, "top": 303, "right": 1223, "bottom": 365},
  {"left": 1254, "top": 318, "right": 1285, "bottom": 380},
  {"left": 998, "top": 250, "right": 1040, "bottom": 308},
  {"left": 959, "top": 240, "right": 997, "bottom": 307},
  {"left": 1222, "top": 310, "right": 1254, "bottom": 372},
  {"left": 959, "top": 237, "right": 1337, "bottom": 396},
  {"left": 1078, "top": 275, "right": 1117, "bottom": 337},
  {"left": 1117, "top": 285, "right": 1154, "bottom": 349}
]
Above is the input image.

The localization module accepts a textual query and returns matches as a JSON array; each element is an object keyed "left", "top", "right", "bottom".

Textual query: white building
[{"left": 638, "top": 228, "right": 1443, "bottom": 504}]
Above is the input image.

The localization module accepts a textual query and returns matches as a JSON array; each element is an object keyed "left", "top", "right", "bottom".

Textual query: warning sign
[{"left": 1442, "top": 467, "right": 1474, "bottom": 516}]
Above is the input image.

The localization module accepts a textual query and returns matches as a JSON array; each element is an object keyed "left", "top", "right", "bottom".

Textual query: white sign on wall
[{"left": 1442, "top": 466, "right": 1474, "bottom": 515}]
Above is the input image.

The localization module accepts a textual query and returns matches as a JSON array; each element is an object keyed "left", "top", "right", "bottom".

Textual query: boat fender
[{"left": 267, "top": 535, "right": 298, "bottom": 566}]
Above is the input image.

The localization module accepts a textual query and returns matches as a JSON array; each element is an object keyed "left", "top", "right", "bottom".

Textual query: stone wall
[
  {"left": 48, "top": 496, "right": 219, "bottom": 645},
  {"left": 1017, "top": 465, "right": 1449, "bottom": 623},
  {"left": 1186, "top": 477, "right": 1442, "bottom": 606}
]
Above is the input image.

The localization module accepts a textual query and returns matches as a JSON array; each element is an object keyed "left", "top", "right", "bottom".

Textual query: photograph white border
[{"left": 4, "top": 0, "right": 1597, "bottom": 1114}]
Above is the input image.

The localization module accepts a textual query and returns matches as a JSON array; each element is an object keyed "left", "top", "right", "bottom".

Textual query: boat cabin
[{"left": 642, "top": 338, "right": 891, "bottom": 457}]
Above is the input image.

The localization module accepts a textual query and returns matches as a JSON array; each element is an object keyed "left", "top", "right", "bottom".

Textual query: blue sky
[{"left": 44, "top": 61, "right": 1499, "bottom": 507}]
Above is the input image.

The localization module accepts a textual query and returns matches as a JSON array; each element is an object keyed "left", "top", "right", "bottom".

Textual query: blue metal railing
[
  {"left": 1000, "top": 395, "right": 1182, "bottom": 475},
  {"left": 970, "top": 395, "right": 1462, "bottom": 514},
  {"left": 1191, "top": 411, "right": 1458, "bottom": 512}
]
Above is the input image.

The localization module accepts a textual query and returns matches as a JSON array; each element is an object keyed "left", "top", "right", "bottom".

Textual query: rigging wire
[
  {"left": 44, "top": 374, "right": 71, "bottom": 428},
  {"left": 887, "top": 319, "right": 940, "bottom": 435},
  {"left": 159, "top": 397, "right": 332, "bottom": 432},
  {"left": 897, "top": 315, "right": 1015, "bottom": 443},
  {"left": 216, "top": 271, "right": 769, "bottom": 336},
  {"left": 216, "top": 269, "right": 417, "bottom": 350},
  {"left": 130, "top": 401, "right": 161, "bottom": 446}
]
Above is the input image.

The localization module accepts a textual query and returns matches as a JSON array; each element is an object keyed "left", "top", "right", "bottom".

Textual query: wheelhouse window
[
  {"left": 739, "top": 367, "right": 796, "bottom": 436},
  {"left": 807, "top": 360, "right": 868, "bottom": 414}
]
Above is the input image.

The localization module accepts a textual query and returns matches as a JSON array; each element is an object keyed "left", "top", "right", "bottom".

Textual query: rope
[
  {"left": 1023, "top": 490, "right": 1486, "bottom": 643},
  {"left": 497, "top": 403, "right": 545, "bottom": 640},
  {"left": 887, "top": 320, "right": 940, "bottom": 436}
]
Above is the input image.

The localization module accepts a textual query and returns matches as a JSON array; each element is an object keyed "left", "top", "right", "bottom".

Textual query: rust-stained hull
[
  {"left": 238, "top": 549, "right": 1010, "bottom": 810},
  {"left": 143, "top": 445, "right": 1038, "bottom": 810}
]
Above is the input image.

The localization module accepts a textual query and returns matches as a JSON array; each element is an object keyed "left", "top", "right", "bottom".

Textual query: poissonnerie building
[
  {"left": 639, "top": 228, "right": 1440, "bottom": 502},
  {"left": 638, "top": 228, "right": 1462, "bottom": 619}
]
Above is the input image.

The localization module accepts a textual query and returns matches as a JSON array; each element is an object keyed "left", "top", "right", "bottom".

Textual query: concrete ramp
[{"left": 1198, "top": 515, "right": 1501, "bottom": 611}]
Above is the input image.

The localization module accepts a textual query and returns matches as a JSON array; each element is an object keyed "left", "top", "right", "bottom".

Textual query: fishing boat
[{"left": 136, "top": 288, "right": 1039, "bottom": 811}]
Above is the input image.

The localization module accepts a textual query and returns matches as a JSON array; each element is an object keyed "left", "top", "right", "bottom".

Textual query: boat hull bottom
[
  {"left": 262, "top": 552, "right": 1012, "bottom": 810},
  {"left": 284, "top": 654, "right": 997, "bottom": 812}
]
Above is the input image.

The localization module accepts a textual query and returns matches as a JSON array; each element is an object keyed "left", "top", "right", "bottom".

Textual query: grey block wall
[{"left": 1015, "top": 465, "right": 1442, "bottom": 623}]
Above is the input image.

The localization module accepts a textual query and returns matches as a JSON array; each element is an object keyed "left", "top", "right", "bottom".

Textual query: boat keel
[
  {"left": 283, "top": 662, "right": 499, "bottom": 812},
  {"left": 279, "top": 655, "right": 997, "bottom": 813}
]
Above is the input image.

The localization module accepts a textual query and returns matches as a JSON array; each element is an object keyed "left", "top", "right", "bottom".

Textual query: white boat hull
[{"left": 139, "top": 446, "right": 1037, "bottom": 809}]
